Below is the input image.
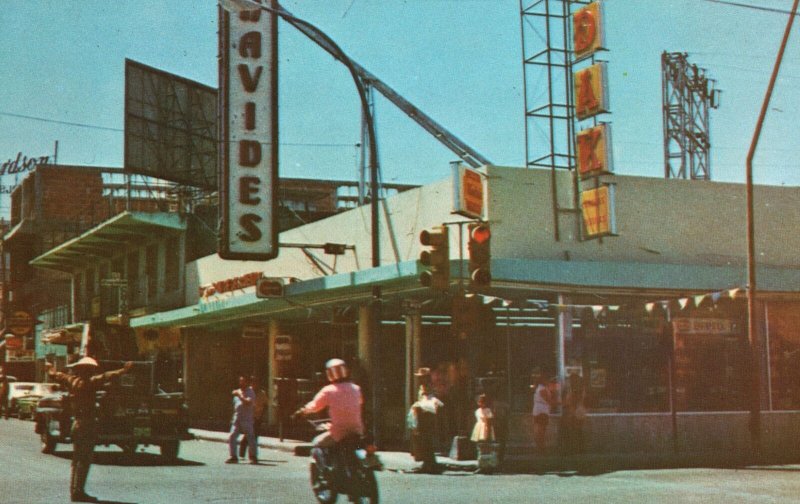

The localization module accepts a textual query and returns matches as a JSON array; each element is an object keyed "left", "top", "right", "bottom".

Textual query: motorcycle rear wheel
[{"left": 310, "top": 461, "right": 338, "bottom": 504}]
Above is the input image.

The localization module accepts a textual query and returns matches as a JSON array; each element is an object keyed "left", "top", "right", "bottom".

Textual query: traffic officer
[{"left": 46, "top": 357, "right": 133, "bottom": 503}]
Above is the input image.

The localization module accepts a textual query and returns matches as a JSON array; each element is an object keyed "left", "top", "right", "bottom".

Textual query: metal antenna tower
[
  {"left": 661, "top": 52, "right": 720, "bottom": 180},
  {"left": 520, "top": 0, "right": 589, "bottom": 241}
]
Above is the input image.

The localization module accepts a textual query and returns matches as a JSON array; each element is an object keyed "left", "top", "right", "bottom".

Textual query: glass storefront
[{"left": 766, "top": 301, "right": 800, "bottom": 410}]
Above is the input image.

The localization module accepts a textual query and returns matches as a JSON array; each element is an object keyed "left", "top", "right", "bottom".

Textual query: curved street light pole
[
  {"left": 222, "top": 0, "right": 381, "bottom": 268},
  {"left": 745, "top": 0, "right": 799, "bottom": 457}
]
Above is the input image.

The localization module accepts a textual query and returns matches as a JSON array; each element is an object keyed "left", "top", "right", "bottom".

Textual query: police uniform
[{"left": 49, "top": 357, "right": 131, "bottom": 503}]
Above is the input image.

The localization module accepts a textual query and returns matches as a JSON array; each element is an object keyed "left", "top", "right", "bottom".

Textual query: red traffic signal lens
[{"left": 470, "top": 224, "right": 491, "bottom": 244}]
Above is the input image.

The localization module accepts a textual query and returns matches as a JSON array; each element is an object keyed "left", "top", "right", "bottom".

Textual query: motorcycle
[{"left": 305, "top": 418, "right": 382, "bottom": 504}]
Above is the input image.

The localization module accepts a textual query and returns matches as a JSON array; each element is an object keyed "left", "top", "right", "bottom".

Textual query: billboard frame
[{"left": 123, "top": 58, "right": 218, "bottom": 189}]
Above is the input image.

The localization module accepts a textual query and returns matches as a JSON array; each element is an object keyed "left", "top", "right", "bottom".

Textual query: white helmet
[{"left": 325, "top": 358, "right": 349, "bottom": 382}]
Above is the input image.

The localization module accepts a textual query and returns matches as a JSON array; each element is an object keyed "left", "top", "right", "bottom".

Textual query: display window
[{"left": 766, "top": 301, "right": 800, "bottom": 410}]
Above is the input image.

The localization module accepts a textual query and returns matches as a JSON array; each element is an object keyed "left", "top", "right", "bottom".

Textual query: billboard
[
  {"left": 124, "top": 59, "right": 217, "bottom": 189},
  {"left": 218, "top": 2, "right": 279, "bottom": 260}
]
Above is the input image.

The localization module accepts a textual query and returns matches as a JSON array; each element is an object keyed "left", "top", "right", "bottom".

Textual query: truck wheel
[
  {"left": 41, "top": 432, "right": 57, "bottom": 454},
  {"left": 160, "top": 441, "right": 180, "bottom": 461}
]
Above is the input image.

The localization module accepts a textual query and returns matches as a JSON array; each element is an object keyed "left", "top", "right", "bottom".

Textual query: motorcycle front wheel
[
  {"left": 310, "top": 461, "right": 338, "bottom": 504},
  {"left": 351, "top": 469, "right": 379, "bottom": 504}
]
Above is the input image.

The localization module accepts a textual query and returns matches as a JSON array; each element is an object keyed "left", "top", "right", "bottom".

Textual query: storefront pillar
[
  {"left": 557, "top": 294, "right": 571, "bottom": 386},
  {"left": 358, "top": 305, "right": 373, "bottom": 374},
  {"left": 267, "top": 319, "right": 281, "bottom": 427}
]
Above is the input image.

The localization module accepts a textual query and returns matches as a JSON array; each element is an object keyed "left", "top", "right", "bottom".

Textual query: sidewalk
[
  {"left": 189, "top": 428, "right": 478, "bottom": 473},
  {"left": 190, "top": 429, "right": 792, "bottom": 474}
]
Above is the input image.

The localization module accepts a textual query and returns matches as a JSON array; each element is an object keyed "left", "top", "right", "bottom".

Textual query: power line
[
  {"left": 700, "top": 0, "right": 800, "bottom": 15},
  {"left": 0, "top": 110, "right": 357, "bottom": 148},
  {"left": 0, "top": 111, "right": 123, "bottom": 132}
]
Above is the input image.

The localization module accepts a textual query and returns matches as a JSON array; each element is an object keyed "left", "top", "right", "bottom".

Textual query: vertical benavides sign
[{"left": 218, "top": 1, "right": 279, "bottom": 260}]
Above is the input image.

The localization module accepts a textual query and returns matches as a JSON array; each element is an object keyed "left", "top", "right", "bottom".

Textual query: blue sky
[{"left": 0, "top": 0, "right": 798, "bottom": 216}]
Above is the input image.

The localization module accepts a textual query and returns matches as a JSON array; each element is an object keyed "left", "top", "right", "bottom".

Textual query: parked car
[
  {"left": 14, "top": 383, "right": 63, "bottom": 420},
  {"left": 8, "top": 382, "right": 37, "bottom": 417}
]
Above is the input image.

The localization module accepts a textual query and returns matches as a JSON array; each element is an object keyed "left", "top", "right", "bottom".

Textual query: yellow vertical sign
[
  {"left": 574, "top": 62, "right": 609, "bottom": 121},
  {"left": 576, "top": 124, "right": 612, "bottom": 179},
  {"left": 573, "top": 2, "right": 605, "bottom": 60},
  {"left": 581, "top": 185, "right": 616, "bottom": 238}
]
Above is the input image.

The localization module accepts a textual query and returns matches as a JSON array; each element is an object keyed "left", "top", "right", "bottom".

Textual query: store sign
[
  {"left": 574, "top": 62, "right": 609, "bottom": 121},
  {"left": 7, "top": 311, "right": 33, "bottom": 336},
  {"left": 6, "top": 349, "right": 34, "bottom": 362},
  {"left": 452, "top": 164, "right": 484, "bottom": 219},
  {"left": 573, "top": 2, "right": 605, "bottom": 61},
  {"left": 1, "top": 152, "right": 50, "bottom": 177},
  {"left": 200, "top": 271, "right": 264, "bottom": 298},
  {"left": 576, "top": 124, "right": 613, "bottom": 179},
  {"left": 242, "top": 324, "right": 268, "bottom": 339},
  {"left": 673, "top": 318, "right": 736, "bottom": 336},
  {"left": 580, "top": 185, "right": 616, "bottom": 238},
  {"left": 274, "top": 334, "right": 292, "bottom": 361},
  {"left": 4, "top": 334, "right": 23, "bottom": 350},
  {"left": 219, "top": 1, "right": 279, "bottom": 261}
]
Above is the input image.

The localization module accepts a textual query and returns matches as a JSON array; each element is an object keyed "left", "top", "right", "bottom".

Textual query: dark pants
[
  {"left": 71, "top": 422, "right": 97, "bottom": 498},
  {"left": 0, "top": 398, "right": 9, "bottom": 419}
]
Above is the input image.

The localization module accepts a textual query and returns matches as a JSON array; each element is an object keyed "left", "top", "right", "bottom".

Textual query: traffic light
[
  {"left": 468, "top": 222, "right": 491, "bottom": 289},
  {"left": 419, "top": 225, "right": 450, "bottom": 290}
]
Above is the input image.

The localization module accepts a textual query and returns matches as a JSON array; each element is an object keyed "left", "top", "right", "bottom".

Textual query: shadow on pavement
[{"left": 52, "top": 450, "right": 205, "bottom": 467}]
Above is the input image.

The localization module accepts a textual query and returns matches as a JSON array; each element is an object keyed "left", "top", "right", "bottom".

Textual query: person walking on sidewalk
[
  {"left": 227, "top": 375, "right": 258, "bottom": 464},
  {"left": 46, "top": 357, "right": 133, "bottom": 503},
  {"left": 239, "top": 375, "right": 268, "bottom": 459}
]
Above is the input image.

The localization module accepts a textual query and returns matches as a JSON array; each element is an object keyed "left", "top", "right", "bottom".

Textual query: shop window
[
  {"left": 671, "top": 307, "right": 749, "bottom": 412},
  {"left": 579, "top": 306, "right": 671, "bottom": 413},
  {"left": 766, "top": 301, "right": 800, "bottom": 410}
]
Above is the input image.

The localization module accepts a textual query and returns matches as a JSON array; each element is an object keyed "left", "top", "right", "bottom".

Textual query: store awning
[{"left": 29, "top": 211, "right": 187, "bottom": 273}]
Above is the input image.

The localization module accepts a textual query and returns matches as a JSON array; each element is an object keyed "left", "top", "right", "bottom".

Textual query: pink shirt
[{"left": 304, "top": 382, "right": 364, "bottom": 441}]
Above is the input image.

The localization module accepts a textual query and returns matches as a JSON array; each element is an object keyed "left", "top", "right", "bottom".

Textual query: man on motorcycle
[{"left": 295, "top": 358, "right": 364, "bottom": 451}]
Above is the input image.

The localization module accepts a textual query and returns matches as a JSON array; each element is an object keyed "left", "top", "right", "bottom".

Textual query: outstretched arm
[{"left": 90, "top": 361, "right": 134, "bottom": 385}]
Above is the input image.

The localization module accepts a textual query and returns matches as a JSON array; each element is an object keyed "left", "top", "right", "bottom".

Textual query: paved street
[{"left": 2, "top": 418, "right": 800, "bottom": 503}]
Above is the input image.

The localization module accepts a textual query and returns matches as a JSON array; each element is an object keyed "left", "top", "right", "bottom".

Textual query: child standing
[{"left": 471, "top": 394, "right": 497, "bottom": 472}]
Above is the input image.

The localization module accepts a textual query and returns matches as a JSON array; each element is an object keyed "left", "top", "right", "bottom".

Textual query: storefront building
[{"left": 129, "top": 165, "right": 800, "bottom": 458}]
